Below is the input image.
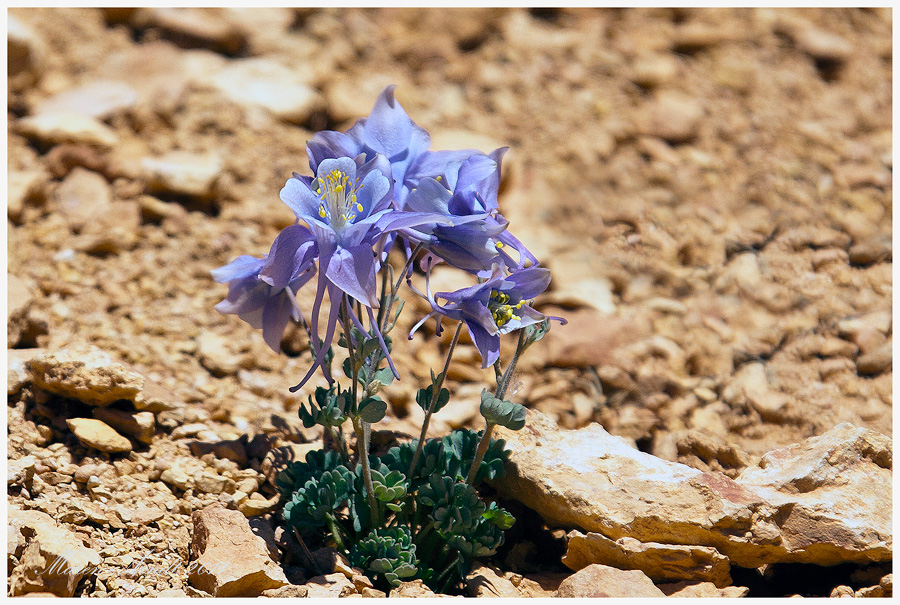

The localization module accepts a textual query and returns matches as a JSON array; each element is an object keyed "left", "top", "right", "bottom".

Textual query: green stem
[
  {"left": 407, "top": 321, "right": 463, "bottom": 478},
  {"left": 340, "top": 297, "right": 359, "bottom": 411},
  {"left": 466, "top": 331, "right": 528, "bottom": 485},
  {"left": 414, "top": 520, "right": 436, "bottom": 545},
  {"left": 328, "top": 425, "right": 350, "bottom": 466},
  {"left": 497, "top": 329, "right": 527, "bottom": 401},
  {"left": 352, "top": 416, "right": 380, "bottom": 528},
  {"left": 465, "top": 421, "right": 496, "bottom": 485},
  {"left": 325, "top": 514, "right": 346, "bottom": 553},
  {"left": 433, "top": 553, "right": 460, "bottom": 592}
]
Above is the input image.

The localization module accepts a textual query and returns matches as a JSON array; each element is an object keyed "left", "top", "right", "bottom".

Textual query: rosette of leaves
[
  {"left": 449, "top": 501, "right": 514, "bottom": 558},
  {"left": 418, "top": 476, "right": 490, "bottom": 537},
  {"left": 276, "top": 449, "right": 344, "bottom": 498},
  {"left": 349, "top": 526, "right": 419, "bottom": 590},
  {"left": 440, "top": 428, "right": 511, "bottom": 485},
  {"left": 283, "top": 466, "right": 353, "bottom": 532},
  {"left": 414, "top": 475, "right": 515, "bottom": 592},
  {"left": 382, "top": 437, "right": 446, "bottom": 490}
]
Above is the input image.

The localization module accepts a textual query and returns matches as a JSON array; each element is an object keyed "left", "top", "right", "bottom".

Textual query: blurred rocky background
[{"left": 7, "top": 7, "right": 891, "bottom": 598}]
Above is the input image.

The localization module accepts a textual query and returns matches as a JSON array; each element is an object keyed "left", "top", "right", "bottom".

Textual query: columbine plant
[{"left": 213, "top": 86, "right": 565, "bottom": 594}]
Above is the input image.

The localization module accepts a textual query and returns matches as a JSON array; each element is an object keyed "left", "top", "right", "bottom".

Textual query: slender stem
[
  {"left": 325, "top": 514, "right": 346, "bottom": 553},
  {"left": 407, "top": 321, "right": 463, "bottom": 478},
  {"left": 497, "top": 329, "right": 527, "bottom": 401},
  {"left": 340, "top": 297, "right": 359, "bottom": 411},
  {"left": 433, "top": 553, "right": 460, "bottom": 592},
  {"left": 376, "top": 261, "right": 391, "bottom": 327},
  {"left": 413, "top": 519, "right": 436, "bottom": 545},
  {"left": 467, "top": 331, "right": 528, "bottom": 486},
  {"left": 352, "top": 416, "right": 380, "bottom": 528},
  {"left": 293, "top": 527, "right": 321, "bottom": 575},
  {"left": 328, "top": 425, "right": 350, "bottom": 466},
  {"left": 338, "top": 296, "right": 378, "bottom": 529},
  {"left": 465, "top": 421, "right": 496, "bottom": 485}
]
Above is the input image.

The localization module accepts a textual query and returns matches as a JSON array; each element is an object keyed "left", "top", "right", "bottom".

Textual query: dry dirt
[{"left": 7, "top": 7, "right": 892, "bottom": 598}]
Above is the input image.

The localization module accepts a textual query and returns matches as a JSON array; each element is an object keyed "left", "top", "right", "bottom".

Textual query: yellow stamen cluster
[
  {"left": 489, "top": 290, "right": 524, "bottom": 328},
  {"left": 316, "top": 168, "right": 364, "bottom": 229}
]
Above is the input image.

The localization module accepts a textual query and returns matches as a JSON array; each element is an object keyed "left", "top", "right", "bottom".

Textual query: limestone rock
[
  {"left": 722, "top": 362, "right": 793, "bottom": 422},
  {"left": 856, "top": 341, "right": 891, "bottom": 376},
  {"left": 189, "top": 504, "right": 288, "bottom": 596},
  {"left": 8, "top": 169, "right": 46, "bottom": 223},
  {"left": 556, "top": 564, "right": 665, "bottom": 598},
  {"left": 261, "top": 584, "right": 309, "bottom": 597},
  {"left": 563, "top": 530, "right": 731, "bottom": 587},
  {"left": 388, "top": 579, "right": 442, "bottom": 598},
  {"left": 197, "top": 332, "right": 242, "bottom": 376},
  {"left": 103, "top": 41, "right": 225, "bottom": 113},
  {"left": 74, "top": 200, "right": 142, "bottom": 255},
  {"left": 304, "top": 572, "right": 357, "bottom": 598},
  {"left": 8, "top": 455, "right": 36, "bottom": 486},
  {"left": 543, "top": 249, "right": 616, "bottom": 313},
  {"left": 541, "top": 309, "right": 650, "bottom": 368},
  {"left": 142, "top": 151, "right": 222, "bottom": 200},
  {"left": 16, "top": 112, "right": 118, "bottom": 148},
  {"left": 34, "top": 80, "right": 139, "bottom": 120},
  {"left": 53, "top": 167, "right": 113, "bottom": 233},
  {"left": 8, "top": 274, "right": 35, "bottom": 348},
  {"left": 491, "top": 410, "right": 892, "bottom": 568},
  {"left": 466, "top": 564, "right": 521, "bottom": 597},
  {"left": 92, "top": 407, "right": 155, "bottom": 444},
  {"left": 66, "top": 418, "right": 132, "bottom": 453},
  {"left": 29, "top": 346, "right": 143, "bottom": 406},
  {"left": 195, "top": 470, "right": 232, "bottom": 494},
  {"left": 159, "top": 458, "right": 205, "bottom": 491},
  {"left": 630, "top": 53, "right": 679, "bottom": 88},
  {"left": 638, "top": 91, "right": 704, "bottom": 144},
  {"left": 794, "top": 26, "right": 853, "bottom": 62},
  {"left": 8, "top": 507, "right": 101, "bottom": 597},
  {"left": 132, "top": 7, "right": 248, "bottom": 55},
  {"left": 660, "top": 581, "right": 749, "bottom": 598},
  {"left": 261, "top": 443, "right": 321, "bottom": 488},
  {"left": 238, "top": 493, "right": 280, "bottom": 517},
  {"left": 208, "top": 58, "right": 322, "bottom": 124},
  {"left": 28, "top": 345, "right": 178, "bottom": 410},
  {"left": 736, "top": 423, "right": 892, "bottom": 566},
  {"left": 133, "top": 379, "right": 181, "bottom": 412},
  {"left": 8, "top": 14, "right": 46, "bottom": 90}
]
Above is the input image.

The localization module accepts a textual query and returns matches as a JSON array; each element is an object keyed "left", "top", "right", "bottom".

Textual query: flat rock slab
[
  {"left": 16, "top": 112, "right": 118, "bottom": 148},
  {"left": 26, "top": 346, "right": 179, "bottom": 410},
  {"left": 563, "top": 530, "right": 731, "bottom": 588},
  {"left": 67, "top": 418, "right": 132, "bottom": 453},
  {"left": 491, "top": 411, "right": 891, "bottom": 569},
  {"left": 736, "top": 422, "right": 892, "bottom": 565},
  {"left": 189, "top": 504, "right": 288, "bottom": 596},
  {"left": 8, "top": 507, "right": 101, "bottom": 596}
]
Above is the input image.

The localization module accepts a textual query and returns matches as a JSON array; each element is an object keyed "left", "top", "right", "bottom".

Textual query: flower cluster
[{"left": 213, "top": 86, "right": 562, "bottom": 388}]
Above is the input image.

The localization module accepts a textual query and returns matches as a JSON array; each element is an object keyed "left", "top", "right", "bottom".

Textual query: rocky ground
[{"left": 7, "top": 7, "right": 892, "bottom": 598}]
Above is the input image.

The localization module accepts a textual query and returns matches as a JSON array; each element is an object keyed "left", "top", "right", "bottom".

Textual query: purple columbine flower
[
  {"left": 306, "top": 86, "right": 431, "bottom": 205},
  {"left": 211, "top": 243, "right": 316, "bottom": 353},
  {"left": 401, "top": 148, "right": 538, "bottom": 274},
  {"left": 411, "top": 265, "right": 564, "bottom": 368},
  {"left": 274, "top": 154, "right": 456, "bottom": 389}
]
